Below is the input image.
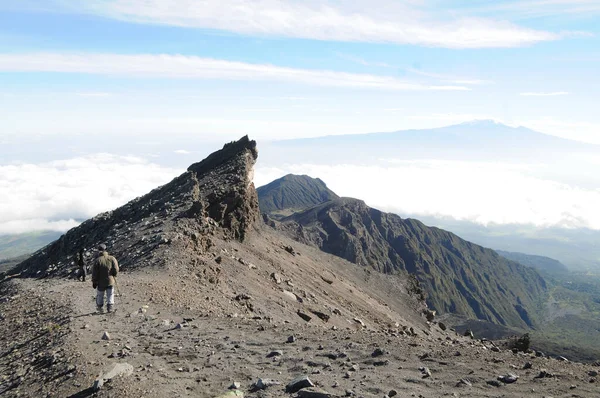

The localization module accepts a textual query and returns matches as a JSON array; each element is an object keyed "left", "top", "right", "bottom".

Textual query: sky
[{"left": 1, "top": 0, "right": 600, "bottom": 235}]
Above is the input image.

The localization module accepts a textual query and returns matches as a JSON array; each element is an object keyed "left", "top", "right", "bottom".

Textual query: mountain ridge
[{"left": 257, "top": 175, "right": 548, "bottom": 329}]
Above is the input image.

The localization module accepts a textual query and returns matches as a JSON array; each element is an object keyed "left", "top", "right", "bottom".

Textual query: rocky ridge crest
[{"left": 11, "top": 136, "right": 260, "bottom": 279}]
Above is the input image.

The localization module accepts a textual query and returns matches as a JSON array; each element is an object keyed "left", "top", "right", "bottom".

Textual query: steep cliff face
[
  {"left": 187, "top": 136, "right": 260, "bottom": 242},
  {"left": 274, "top": 197, "right": 546, "bottom": 329},
  {"left": 11, "top": 136, "right": 260, "bottom": 278}
]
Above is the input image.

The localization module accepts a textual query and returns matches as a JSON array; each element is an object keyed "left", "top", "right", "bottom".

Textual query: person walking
[
  {"left": 76, "top": 248, "right": 86, "bottom": 282},
  {"left": 92, "top": 244, "right": 119, "bottom": 313}
]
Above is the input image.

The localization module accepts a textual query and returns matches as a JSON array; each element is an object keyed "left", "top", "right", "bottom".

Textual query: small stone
[
  {"left": 589, "top": 370, "right": 599, "bottom": 377},
  {"left": 297, "top": 310, "right": 312, "bottom": 322},
  {"left": 254, "top": 378, "right": 281, "bottom": 390},
  {"left": 101, "top": 331, "right": 111, "bottom": 340},
  {"left": 287, "top": 335, "right": 296, "bottom": 343},
  {"left": 271, "top": 272, "right": 282, "bottom": 284},
  {"left": 215, "top": 390, "right": 244, "bottom": 397},
  {"left": 523, "top": 362, "right": 532, "bottom": 369},
  {"left": 438, "top": 322, "right": 447, "bottom": 331},
  {"left": 266, "top": 350, "right": 283, "bottom": 358},
  {"left": 456, "top": 379, "right": 472, "bottom": 387},
  {"left": 419, "top": 367, "right": 432, "bottom": 378},
  {"left": 286, "top": 375, "right": 314, "bottom": 393},
  {"left": 372, "top": 348, "right": 385, "bottom": 357},
  {"left": 388, "top": 390, "right": 398, "bottom": 397},
  {"left": 229, "top": 381, "right": 241, "bottom": 390},
  {"left": 296, "top": 388, "right": 333, "bottom": 397},
  {"left": 498, "top": 373, "right": 519, "bottom": 384},
  {"left": 175, "top": 323, "right": 184, "bottom": 329}
]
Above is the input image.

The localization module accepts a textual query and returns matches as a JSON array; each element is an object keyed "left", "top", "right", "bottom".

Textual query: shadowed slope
[{"left": 275, "top": 197, "right": 547, "bottom": 329}]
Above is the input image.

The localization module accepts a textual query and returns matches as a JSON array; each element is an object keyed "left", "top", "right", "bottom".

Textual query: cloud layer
[
  {"left": 43, "top": 0, "right": 560, "bottom": 48},
  {"left": 255, "top": 159, "right": 600, "bottom": 230},
  {"left": 520, "top": 91, "right": 569, "bottom": 96},
  {"left": 0, "top": 155, "right": 181, "bottom": 234},
  {"left": 0, "top": 52, "right": 469, "bottom": 91},
  {"left": 3, "top": 152, "right": 600, "bottom": 235}
]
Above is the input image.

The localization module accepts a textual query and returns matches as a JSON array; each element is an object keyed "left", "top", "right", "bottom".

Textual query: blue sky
[
  {"left": 1, "top": 0, "right": 599, "bottom": 143},
  {"left": 1, "top": 0, "right": 600, "bottom": 236}
]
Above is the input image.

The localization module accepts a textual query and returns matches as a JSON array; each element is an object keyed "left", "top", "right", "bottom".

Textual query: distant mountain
[
  {"left": 257, "top": 174, "right": 339, "bottom": 217},
  {"left": 268, "top": 194, "right": 546, "bottom": 329},
  {"left": 0, "top": 231, "right": 62, "bottom": 261},
  {"left": 260, "top": 120, "right": 598, "bottom": 165},
  {"left": 496, "top": 250, "right": 569, "bottom": 274}
]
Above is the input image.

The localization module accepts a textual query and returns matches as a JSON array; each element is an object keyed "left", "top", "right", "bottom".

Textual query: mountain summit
[{"left": 257, "top": 174, "right": 339, "bottom": 216}]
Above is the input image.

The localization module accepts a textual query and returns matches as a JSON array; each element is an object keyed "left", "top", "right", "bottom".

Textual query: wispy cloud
[
  {"left": 0, "top": 52, "right": 470, "bottom": 91},
  {"left": 520, "top": 91, "right": 569, "bottom": 96},
  {"left": 75, "top": 92, "right": 113, "bottom": 97},
  {"left": 336, "top": 53, "right": 393, "bottom": 68},
  {"left": 455, "top": 0, "right": 600, "bottom": 19},
  {"left": 406, "top": 68, "right": 492, "bottom": 85},
  {"left": 28, "top": 0, "right": 561, "bottom": 49}
]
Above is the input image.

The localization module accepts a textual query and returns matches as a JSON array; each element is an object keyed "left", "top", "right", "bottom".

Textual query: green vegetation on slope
[
  {"left": 0, "top": 231, "right": 61, "bottom": 261},
  {"left": 528, "top": 271, "right": 600, "bottom": 361}
]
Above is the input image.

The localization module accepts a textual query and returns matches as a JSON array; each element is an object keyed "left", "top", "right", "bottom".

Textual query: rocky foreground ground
[{"left": 1, "top": 237, "right": 599, "bottom": 398}]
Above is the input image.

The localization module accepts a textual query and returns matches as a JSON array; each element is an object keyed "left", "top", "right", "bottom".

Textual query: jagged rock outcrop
[
  {"left": 11, "top": 136, "right": 259, "bottom": 278},
  {"left": 270, "top": 197, "right": 546, "bottom": 329}
]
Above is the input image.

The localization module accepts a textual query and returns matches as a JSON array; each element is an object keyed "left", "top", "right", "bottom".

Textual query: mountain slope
[
  {"left": 257, "top": 174, "right": 339, "bottom": 216},
  {"left": 497, "top": 250, "right": 569, "bottom": 273},
  {"left": 274, "top": 197, "right": 547, "bottom": 329}
]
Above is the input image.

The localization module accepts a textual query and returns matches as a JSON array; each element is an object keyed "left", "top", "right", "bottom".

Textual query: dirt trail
[{"left": 3, "top": 273, "right": 600, "bottom": 398}]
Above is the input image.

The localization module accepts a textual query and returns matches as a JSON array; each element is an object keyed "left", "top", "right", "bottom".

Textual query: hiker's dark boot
[
  {"left": 107, "top": 304, "right": 114, "bottom": 313},
  {"left": 97, "top": 305, "right": 104, "bottom": 314}
]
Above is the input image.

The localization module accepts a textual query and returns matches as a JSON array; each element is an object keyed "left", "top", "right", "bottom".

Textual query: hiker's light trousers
[{"left": 96, "top": 286, "right": 115, "bottom": 307}]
